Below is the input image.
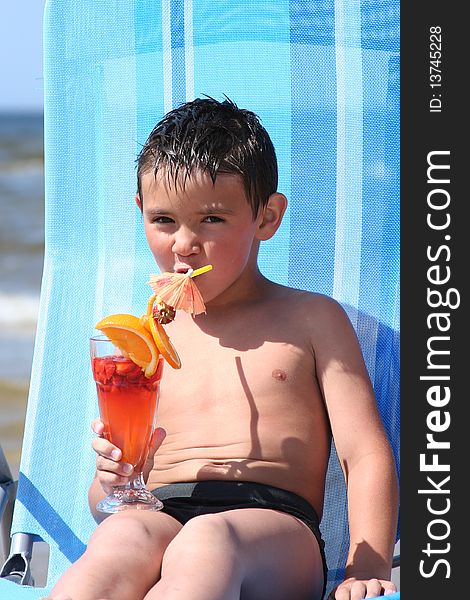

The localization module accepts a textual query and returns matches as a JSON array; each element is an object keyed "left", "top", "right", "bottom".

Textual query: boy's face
[{"left": 139, "top": 169, "right": 271, "bottom": 306}]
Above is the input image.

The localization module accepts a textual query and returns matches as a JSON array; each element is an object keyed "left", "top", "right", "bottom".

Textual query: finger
[
  {"left": 383, "top": 582, "right": 397, "bottom": 595},
  {"left": 365, "top": 579, "right": 382, "bottom": 598},
  {"left": 350, "top": 581, "right": 367, "bottom": 600},
  {"left": 96, "top": 453, "right": 133, "bottom": 475},
  {"left": 92, "top": 437, "right": 122, "bottom": 461},
  {"left": 91, "top": 418, "right": 105, "bottom": 435},
  {"left": 148, "top": 427, "right": 167, "bottom": 458},
  {"left": 97, "top": 469, "right": 131, "bottom": 490},
  {"left": 332, "top": 585, "right": 350, "bottom": 600}
]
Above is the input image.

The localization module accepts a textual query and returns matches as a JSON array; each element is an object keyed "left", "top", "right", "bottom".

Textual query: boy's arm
[{"left": 311, "top": 297, "right": 399, "bottom": 598}]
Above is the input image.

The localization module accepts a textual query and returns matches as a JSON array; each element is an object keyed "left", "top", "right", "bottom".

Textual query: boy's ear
[
  {"left": 135, "top": 193, "right": 143, "bottom": 212},
  {"left": 256, "top": 193, "right": 288, "bottom": 241}
]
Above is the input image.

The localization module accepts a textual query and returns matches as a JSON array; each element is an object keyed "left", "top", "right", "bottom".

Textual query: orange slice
[
  {"left": 142, "top": 293, "right": 181, "bottom": 369},
  {"left": 95, "top": 313, "right": 160, "bottom": 377},
  {"left": 146, "top": 313, "right": 182, "bottom": 370}
]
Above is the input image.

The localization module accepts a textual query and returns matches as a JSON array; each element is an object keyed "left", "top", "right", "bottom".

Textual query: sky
[{"left": 0, "top": 2, "right": 46, "bottom": 112}]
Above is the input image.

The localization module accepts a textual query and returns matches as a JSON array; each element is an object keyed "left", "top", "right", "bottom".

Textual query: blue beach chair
[{"left": 0, "top": 1, "right": 400, "bottom": 598}]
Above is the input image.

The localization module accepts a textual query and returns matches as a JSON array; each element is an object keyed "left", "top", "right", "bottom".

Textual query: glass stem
[{"left": 117, "top": 471, "right": 146, "bottom": 491}]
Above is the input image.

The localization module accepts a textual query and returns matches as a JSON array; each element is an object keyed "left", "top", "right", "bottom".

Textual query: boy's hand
[
  {"left": 91, "top": 419, "right": 166, "bottom": 494},
  {"left": 329, "top": 577, "right": 397, "bottom": 599}
]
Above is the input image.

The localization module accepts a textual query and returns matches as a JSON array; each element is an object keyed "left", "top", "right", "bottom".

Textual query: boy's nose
[{"left": 171, "top": 227, "right": 200, "bottom": 256}]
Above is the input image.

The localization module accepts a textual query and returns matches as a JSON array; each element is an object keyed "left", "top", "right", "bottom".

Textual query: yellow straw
[{"left": 190, "top": 265, "right": 213, "bottom": 278}]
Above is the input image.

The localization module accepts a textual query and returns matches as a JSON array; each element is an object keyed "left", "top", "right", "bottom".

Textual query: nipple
[{"left": 272, "top": 369, "right": 288, "bottom": 382}]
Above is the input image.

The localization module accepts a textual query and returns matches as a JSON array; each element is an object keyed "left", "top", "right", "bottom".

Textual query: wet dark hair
[{"left": 136, "top": 96, "right": 278, "bottom": 218}]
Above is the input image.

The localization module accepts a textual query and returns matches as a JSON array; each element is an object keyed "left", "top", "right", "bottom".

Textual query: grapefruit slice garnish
[{"left": 95, "top": 313, "right": 160, "bottom": 378}]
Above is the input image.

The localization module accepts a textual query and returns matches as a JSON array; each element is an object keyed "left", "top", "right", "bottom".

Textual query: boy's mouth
[
  {"left": 174, "top": 265, "right": 192, "bottom": 274},
  {"left": 173, "top": 263, "right": 212, "bottom": 277}
]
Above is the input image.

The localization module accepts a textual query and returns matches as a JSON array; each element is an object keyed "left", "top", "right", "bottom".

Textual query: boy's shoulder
[
  {"left": 268, "top": 281, "right": 346, "bottom": 316},
  {"left": 265, "top": 281, "right": 351, "bottom": 334}
]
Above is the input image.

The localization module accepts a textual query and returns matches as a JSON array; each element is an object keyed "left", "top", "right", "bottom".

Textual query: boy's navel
[{"left": 272, "top": 369, "right": 288, "bottom": 382}]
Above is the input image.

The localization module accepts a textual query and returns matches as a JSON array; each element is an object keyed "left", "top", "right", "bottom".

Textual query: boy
[{"left": 46, "top": 97, "right": 398, "bottom": 600}]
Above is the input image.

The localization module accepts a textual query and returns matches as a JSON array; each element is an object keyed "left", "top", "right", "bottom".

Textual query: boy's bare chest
[{"left": 157, "top": 315, "right": 321, "bottom": 422}]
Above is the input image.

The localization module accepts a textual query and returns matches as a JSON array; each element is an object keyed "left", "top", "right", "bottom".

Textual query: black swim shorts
[{"left": 152, "top": 480, "right": 327, "bottom": 598}]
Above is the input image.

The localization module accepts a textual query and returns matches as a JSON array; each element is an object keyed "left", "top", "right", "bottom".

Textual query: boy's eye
[
  {"left": 153, "top": 216, "right": 174, "bottom": 224},
  {"left": 203, "top": 216, "right": 224, "bottom": 223}
]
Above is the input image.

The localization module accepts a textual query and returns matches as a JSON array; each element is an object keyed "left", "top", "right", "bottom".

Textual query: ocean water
[{"left": 0, "top": 112, "right": 44, "bottom": 478}]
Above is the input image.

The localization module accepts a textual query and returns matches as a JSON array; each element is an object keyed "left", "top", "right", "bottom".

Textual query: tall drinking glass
[{"left": 90, "top": 335, "right": 164, "bottom": 512}]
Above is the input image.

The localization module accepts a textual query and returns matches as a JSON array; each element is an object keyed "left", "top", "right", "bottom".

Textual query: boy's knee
[{"left": 89, "top": 513, "right": 163, "bottom": 555}]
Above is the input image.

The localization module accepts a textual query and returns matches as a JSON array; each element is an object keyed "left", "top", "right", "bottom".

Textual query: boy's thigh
[
  {"left": 90, "top": 510, "right": 183, "bottom": 560},
  {"left": 174, "top": 508, "right": 325, "bottom": 600},
  {"left": 230, "top": 508, "right": 324, "bottom": 600}
]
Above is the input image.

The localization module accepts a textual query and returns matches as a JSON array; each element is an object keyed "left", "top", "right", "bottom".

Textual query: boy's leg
[
  {"left": 144, "top": 508, "right": 324, "bottom": 600},
  {"left": 46, "top": 510, "right": 182, "bottom": 600}
]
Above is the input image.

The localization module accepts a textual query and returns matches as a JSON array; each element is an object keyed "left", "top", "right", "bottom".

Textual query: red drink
[{"left": 92, "top": 355, "right": 164, "bottom": 470}]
